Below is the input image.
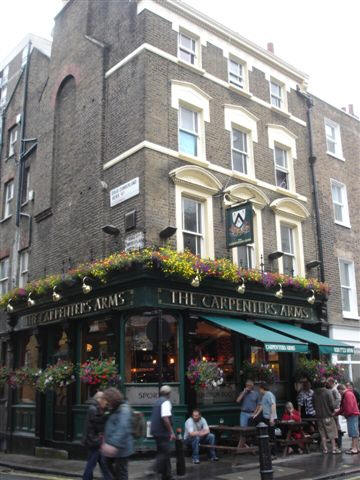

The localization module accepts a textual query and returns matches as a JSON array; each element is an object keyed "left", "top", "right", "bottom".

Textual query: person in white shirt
[{"left": 184, "top": 409, "right": 218, "bottom": 464}]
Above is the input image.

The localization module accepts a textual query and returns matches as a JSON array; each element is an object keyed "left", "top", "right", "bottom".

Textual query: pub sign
[{"left": 225, "top": 202, "right": 253, "bottom": 248}]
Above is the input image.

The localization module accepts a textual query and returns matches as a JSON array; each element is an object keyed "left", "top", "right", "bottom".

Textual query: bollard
[
  {"left": 175, "top": 427, "right": 186, "bottom": 476},
  {"left": 257, "top": 422, "right": 273, "bottom": 480}
]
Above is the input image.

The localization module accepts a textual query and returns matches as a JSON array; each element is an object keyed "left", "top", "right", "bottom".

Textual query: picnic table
[
  {"left": 276, "top": 420, "right": 313, "bottom": 456},
  {"left": 208, "top": 425, "right": 258, "bottom": 455}
]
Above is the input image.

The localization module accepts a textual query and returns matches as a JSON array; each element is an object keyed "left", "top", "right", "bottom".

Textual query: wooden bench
[{"left": 208, "top": 425, "right": 259, "bottom": 460}]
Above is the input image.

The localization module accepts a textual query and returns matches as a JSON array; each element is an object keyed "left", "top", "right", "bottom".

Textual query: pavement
[{"left": 0, "top": 445, "right": 359, "bottom": 480}]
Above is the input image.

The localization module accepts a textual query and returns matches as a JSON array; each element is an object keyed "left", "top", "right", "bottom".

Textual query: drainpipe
[{"left": 296, "top": 87, "right": 325, "bottom": 283}]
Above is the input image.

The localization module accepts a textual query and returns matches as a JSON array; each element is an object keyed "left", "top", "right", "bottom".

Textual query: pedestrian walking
[
  {"left": 184, "top": 409, "right": 218, "bottom": 463},
  {"left": 101, "top": 388, "right": 134, "bottom": 480},
  {"left": 327, "top": 377, "right": 342, "bottom": 448},
  {"left": 82, "top": 391, "right": 112, "bottom": 480},
  {"left": 150, "top": 385, "right": 175, "bottom": 480},
  {"left": 313, "top": 379, "right": 340, "bottom": 454},
  {"left": 336, "top": 384, "right": 360, "bottom": 454},
  {"left": 252, "top": 382, "right": 277, "bottom": 457}
]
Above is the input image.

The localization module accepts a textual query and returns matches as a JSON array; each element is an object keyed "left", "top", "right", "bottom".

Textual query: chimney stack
[
  {"left": 267, "top": 42, "right": 274, "bottom": 54},
  {"left": 348, "top": 104, "right": 355, "bottom": 116}
]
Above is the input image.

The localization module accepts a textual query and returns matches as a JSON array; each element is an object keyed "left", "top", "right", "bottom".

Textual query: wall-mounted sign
[
  {"left": 125, "top": 231, "right": 144, "bottom": 252},
  {"left": 110, "top": 177, "right": 139, "bottom": 207},
  {"left": 226, "top": 202, "right": 253, "bottom": 248},
  {"left": 126, "top": 385, "right": 180, "bottom": 406},
  {"left": 18, "top": 290, "right": 134, "bottom": 330},
  {"left": 158, "top": 288, "right": 312, "bottom": 321}
]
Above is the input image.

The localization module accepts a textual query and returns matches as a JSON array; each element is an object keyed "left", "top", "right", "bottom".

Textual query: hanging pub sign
[{"left": 225, "top": 202, "right": 253, "bottom": 248}]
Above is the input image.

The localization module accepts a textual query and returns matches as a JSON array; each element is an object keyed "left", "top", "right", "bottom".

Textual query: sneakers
[
  {"left": 193, "top": 459, "right": 200, "bottom": 464},
  {"left": 210, "top": 457, "right": 219, "bottom": 462}
]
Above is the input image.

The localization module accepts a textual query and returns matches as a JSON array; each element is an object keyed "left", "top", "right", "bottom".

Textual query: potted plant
[
  {"left": 79, "top": 358, "right": 119, "bottom": 390},
  {"left": 8, "top": 366, "right": 41, "bottom": 389},
  {"left": 186, "top": 359, "right": 224, "bottom": 391},
  {"left": 0, "top": 366, "right": 10, "bottom": 388},
  {"left": 294, "top": 357, "right": 348, "bottom": 385},
  {"left": 239, "top": 361, "right": 278, "bottom": 385},
  {"left": 36, "top": 360, "right": 75, "bottom": 393}
]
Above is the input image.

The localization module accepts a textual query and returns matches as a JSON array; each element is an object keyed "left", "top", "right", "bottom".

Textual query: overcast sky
[{"left": 1, "top": 0, "right": 359, "bottom": 117}]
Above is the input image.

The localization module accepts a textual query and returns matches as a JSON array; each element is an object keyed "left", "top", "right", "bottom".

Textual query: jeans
[
  {"left": 82, "top": 447, "right": 112, "bottom": 480},
  {"left": 240, "top": 412, "right": 253, "bottom": 427},
  {"left": 107, "top": 457, "right": 129, "bottom": 480},
  {"left": 185, "top": 433, "right": 216, "bottom": 461},
  {"left": 154, "top": 437, "right": 172, "bottom": 480}
]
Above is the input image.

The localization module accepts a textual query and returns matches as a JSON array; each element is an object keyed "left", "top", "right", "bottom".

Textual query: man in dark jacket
[
  {"left": 150, "top": 385, "right": 175, "bottom": 480},
  {"left": 82, "top": 391, "right": 112, "bottom": 480}
]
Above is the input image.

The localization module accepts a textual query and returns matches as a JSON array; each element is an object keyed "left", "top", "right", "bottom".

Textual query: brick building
[{"left": 0, "top": 0, "right": 356, "bottom": 457}]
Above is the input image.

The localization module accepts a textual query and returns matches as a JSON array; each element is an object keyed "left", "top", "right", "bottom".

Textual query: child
[{"left": 282, "top": 401, "right": 305, "bottom": 454}]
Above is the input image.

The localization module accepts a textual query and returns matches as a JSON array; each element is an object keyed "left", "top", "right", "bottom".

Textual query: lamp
[
  {"left": 306, "top": 260, "right": 321, "bottom": 270},
  {"left": 6, "top": 301, "right": 14, "bottom": 313},
  {"left": 27, "top": 293, "right": 35, "bottom": 307},
  {"left": 52, "top": 286, "right": 62, "bottom": 302},
  {"left": 275, "top": 284, "right": 283, "bottom": 299},
  {"left": 268, "top": 251, "right": 284, "bottom": 261},
  {"left": 236, "top": 277, "right": 246, "bottom": 294},
  {"left": 82, "top": 276, "right": 93, "bottom": 294},
  {"left": 101, "top": 225, "right": 120, "bottom": 235},
  {"left": 191, "top": 271, "right": 200, "bottom": 288},
  {"left": 159, "top": 226, "right": 177, "bottom": 239},
  {"left": 307, "top": 289, "right": 316, "bottom": 305}
]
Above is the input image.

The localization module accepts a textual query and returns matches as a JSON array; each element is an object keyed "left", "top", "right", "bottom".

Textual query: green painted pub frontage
[{"left": 2, "top": 271, "right": 353, "bottom": 458}]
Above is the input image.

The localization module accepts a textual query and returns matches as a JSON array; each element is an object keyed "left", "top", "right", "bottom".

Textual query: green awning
[
  {"left": 202, "top": 315, "right": 308, "bottom": 353},
  {"left": 256, "top": 320, "right": 354, "bottom": 355}
]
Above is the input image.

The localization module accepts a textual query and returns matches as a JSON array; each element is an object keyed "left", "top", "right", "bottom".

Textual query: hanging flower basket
[
  {"left": 294, "top": 357, "right": 348, "bottom": 384},
  {"left": 8, "top": 366, "right": 42, "bottom": 389},
  {"left": 36, "top": 360, "right": 75, "bottom": 393},
  {"left": 0, "top": 366, "right": 10, "bottom": 387},
  {"left": 186, "top": 359, "right": 224, "bottom": 391},
  {"left": 80, "top": 358, "right": 119, "bottom": 389},
  {"left": 239, "top": 361, "right": 278, "bottom": 384}
]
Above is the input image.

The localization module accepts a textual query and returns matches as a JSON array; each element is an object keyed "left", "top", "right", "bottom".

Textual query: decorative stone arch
[
  {"left": 270, "top": 197, "right": 310, "bottom": 221},
  {"left": 224, "top": 183, "right": 270, "bottom": 209},
  {"left": 169, "top": 165, "right": 222, "bottom": 194}
]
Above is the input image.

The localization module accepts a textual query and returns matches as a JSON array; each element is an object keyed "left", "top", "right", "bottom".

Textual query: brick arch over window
[{"left": 53, "top": 75, "right": 77, "bottom": 206}]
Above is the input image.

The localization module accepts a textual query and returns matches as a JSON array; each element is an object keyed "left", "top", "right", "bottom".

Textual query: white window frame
[
  {"left": 338, "top": 259, "right": 358, "bottom": 319},
  {"left": 178, "top": 31, "right": 199, "bottom": 67},
  {"left": 178, "top": 106, "right": 199, "bottom": 158},
  {"left": 171, "top": 81, "right": 210, "bottom": 164},
  {"left": 0, "top": 86, "right": 7, "bottom": 107},
  {"left": 8, "top": 126, "right": 17, "bottom": 157},
  {"left": 270, "top": 79, "right": 286, "bottom": 111},
  {"left": 224, "top": 105, "right": 258, "bottom": 180},
  {"left": 228, "top": 58, "right": 244, "bottom": 89},
  {"left": 275, "top": 214, "right": 305, "bottom": 276},
  {"left": 231, "top": 127, "right": 248, "bottom": 175},
  {"left": 3, "top": 180, "right": 14, "bottom": 219},
  {"left": 274, "top": 146, "right": 290, "bottom": 190},
  {"left": 330, "top": 179, "right": 350, "bottom": 227},
  {"left": 0, "top": 257, "right": 9, "bottom": 295},
  {"left": 267, "top": 125, "right": 297, "bottom": 193},
  {"left": 19, "top": 250, "right": 29, "bottom": 288},
  {"left": 324, "top": 118, "right": 343, "bottom": 160},
  {"left": 181, "top": 196, "right": 204, "bottom": 256},
  {"left": 280, "top": 224, "right": 296, "bottom": 276}
]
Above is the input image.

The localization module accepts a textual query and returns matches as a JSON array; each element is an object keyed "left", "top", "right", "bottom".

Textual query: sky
[{"left": 0, "top": 0, "right": 359, "bottom": 117}]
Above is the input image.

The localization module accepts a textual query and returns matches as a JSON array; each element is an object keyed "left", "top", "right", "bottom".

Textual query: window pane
[
  {"left": 283, "top": 254, "right": 294, "bottom": 276},
  {"left": 237, "top": 245, "right": 253, "bottom": 269},
  {"left": 180, "top": 107, "right": 195, "bottom": 131},
  {"left": 275, "top": 147, "right": 287, "bottom": 167},
  {"left": 183, "top": 233, "right": 199, "bottom": 255},
  {"left": 327, "top": 139, "right": 336, "bottom": 154},
  {"left": 276, "top": 169, "right": 288, "bottom": 189},
  {"left": 232, "top": 151, "right": 247, "bottom": 174},
  {"left": 179, "top": 131, "right": 197, "bottom": 156},
  {"left": 180, "top": 33, "right": 194, "bottom": 52},
  {"left": 281, "top": 225, "right": 293, "bottom": 253},
  {"left": 325, "top": 124, "right": 335, "bottom": 140},
  {"left": 125, "top": 314, "right": 178, "bottom": 383},
  {"left": 183, "top": 197, "right": 200, "bottom": 233},
  {"left": 341, "top": 287, "right": 351, "bottom": 312},
  {"left": 229, "top": 60, "right": 239, "bottom": 75},
  {"left": 332, "top": 184, "right": 342, "bottom": 203},
  {"left": 334, "top": 204, "right": 343, "bottom": 222},
  {"left": 232, "top": 129, "right": 246, "bottom": 152},
  {"left": 179, "top": 49, "right": 192, "bottom": 63},
  {"left": 271, "top": 82, "right": 281, "bottom": 97},
  {"left": 339, "top": 261, "right": 350, "bottom": 286}
]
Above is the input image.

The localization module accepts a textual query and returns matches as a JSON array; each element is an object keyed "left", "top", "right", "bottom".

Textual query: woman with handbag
[{"left": 101, "top": 388, "right": 134, "bottom": 480}]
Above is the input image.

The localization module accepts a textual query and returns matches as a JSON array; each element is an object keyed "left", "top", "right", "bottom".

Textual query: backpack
[{"left": 131, "top": 408, "right": 146, "bottom": 439}]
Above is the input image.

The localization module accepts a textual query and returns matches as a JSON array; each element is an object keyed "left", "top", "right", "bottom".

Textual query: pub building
[{"left": 3, "top": 263, "right": 353, "bottom": 457}]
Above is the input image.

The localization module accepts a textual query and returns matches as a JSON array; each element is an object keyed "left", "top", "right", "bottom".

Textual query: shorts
[
  {"left": 317, "top": 417, "right": 338, "bottom": 440},
  {"left": 240, "top": 412, "right": 253, "bottom": 427},
  {"left": 347, "top": 415, "right": 359, "bottom": 438}
]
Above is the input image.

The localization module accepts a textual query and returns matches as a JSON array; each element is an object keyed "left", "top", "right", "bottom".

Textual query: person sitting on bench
[
  {"left": 184, "top": 409, "right": 219, "bottom": 464},
  {"left": 281, "top": 401, "right": 305, "bottom": 454}
]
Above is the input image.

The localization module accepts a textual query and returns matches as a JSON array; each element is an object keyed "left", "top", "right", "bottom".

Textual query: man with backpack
[{"left": 150, "top": 385, "right": 175, "bottom": 480}]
